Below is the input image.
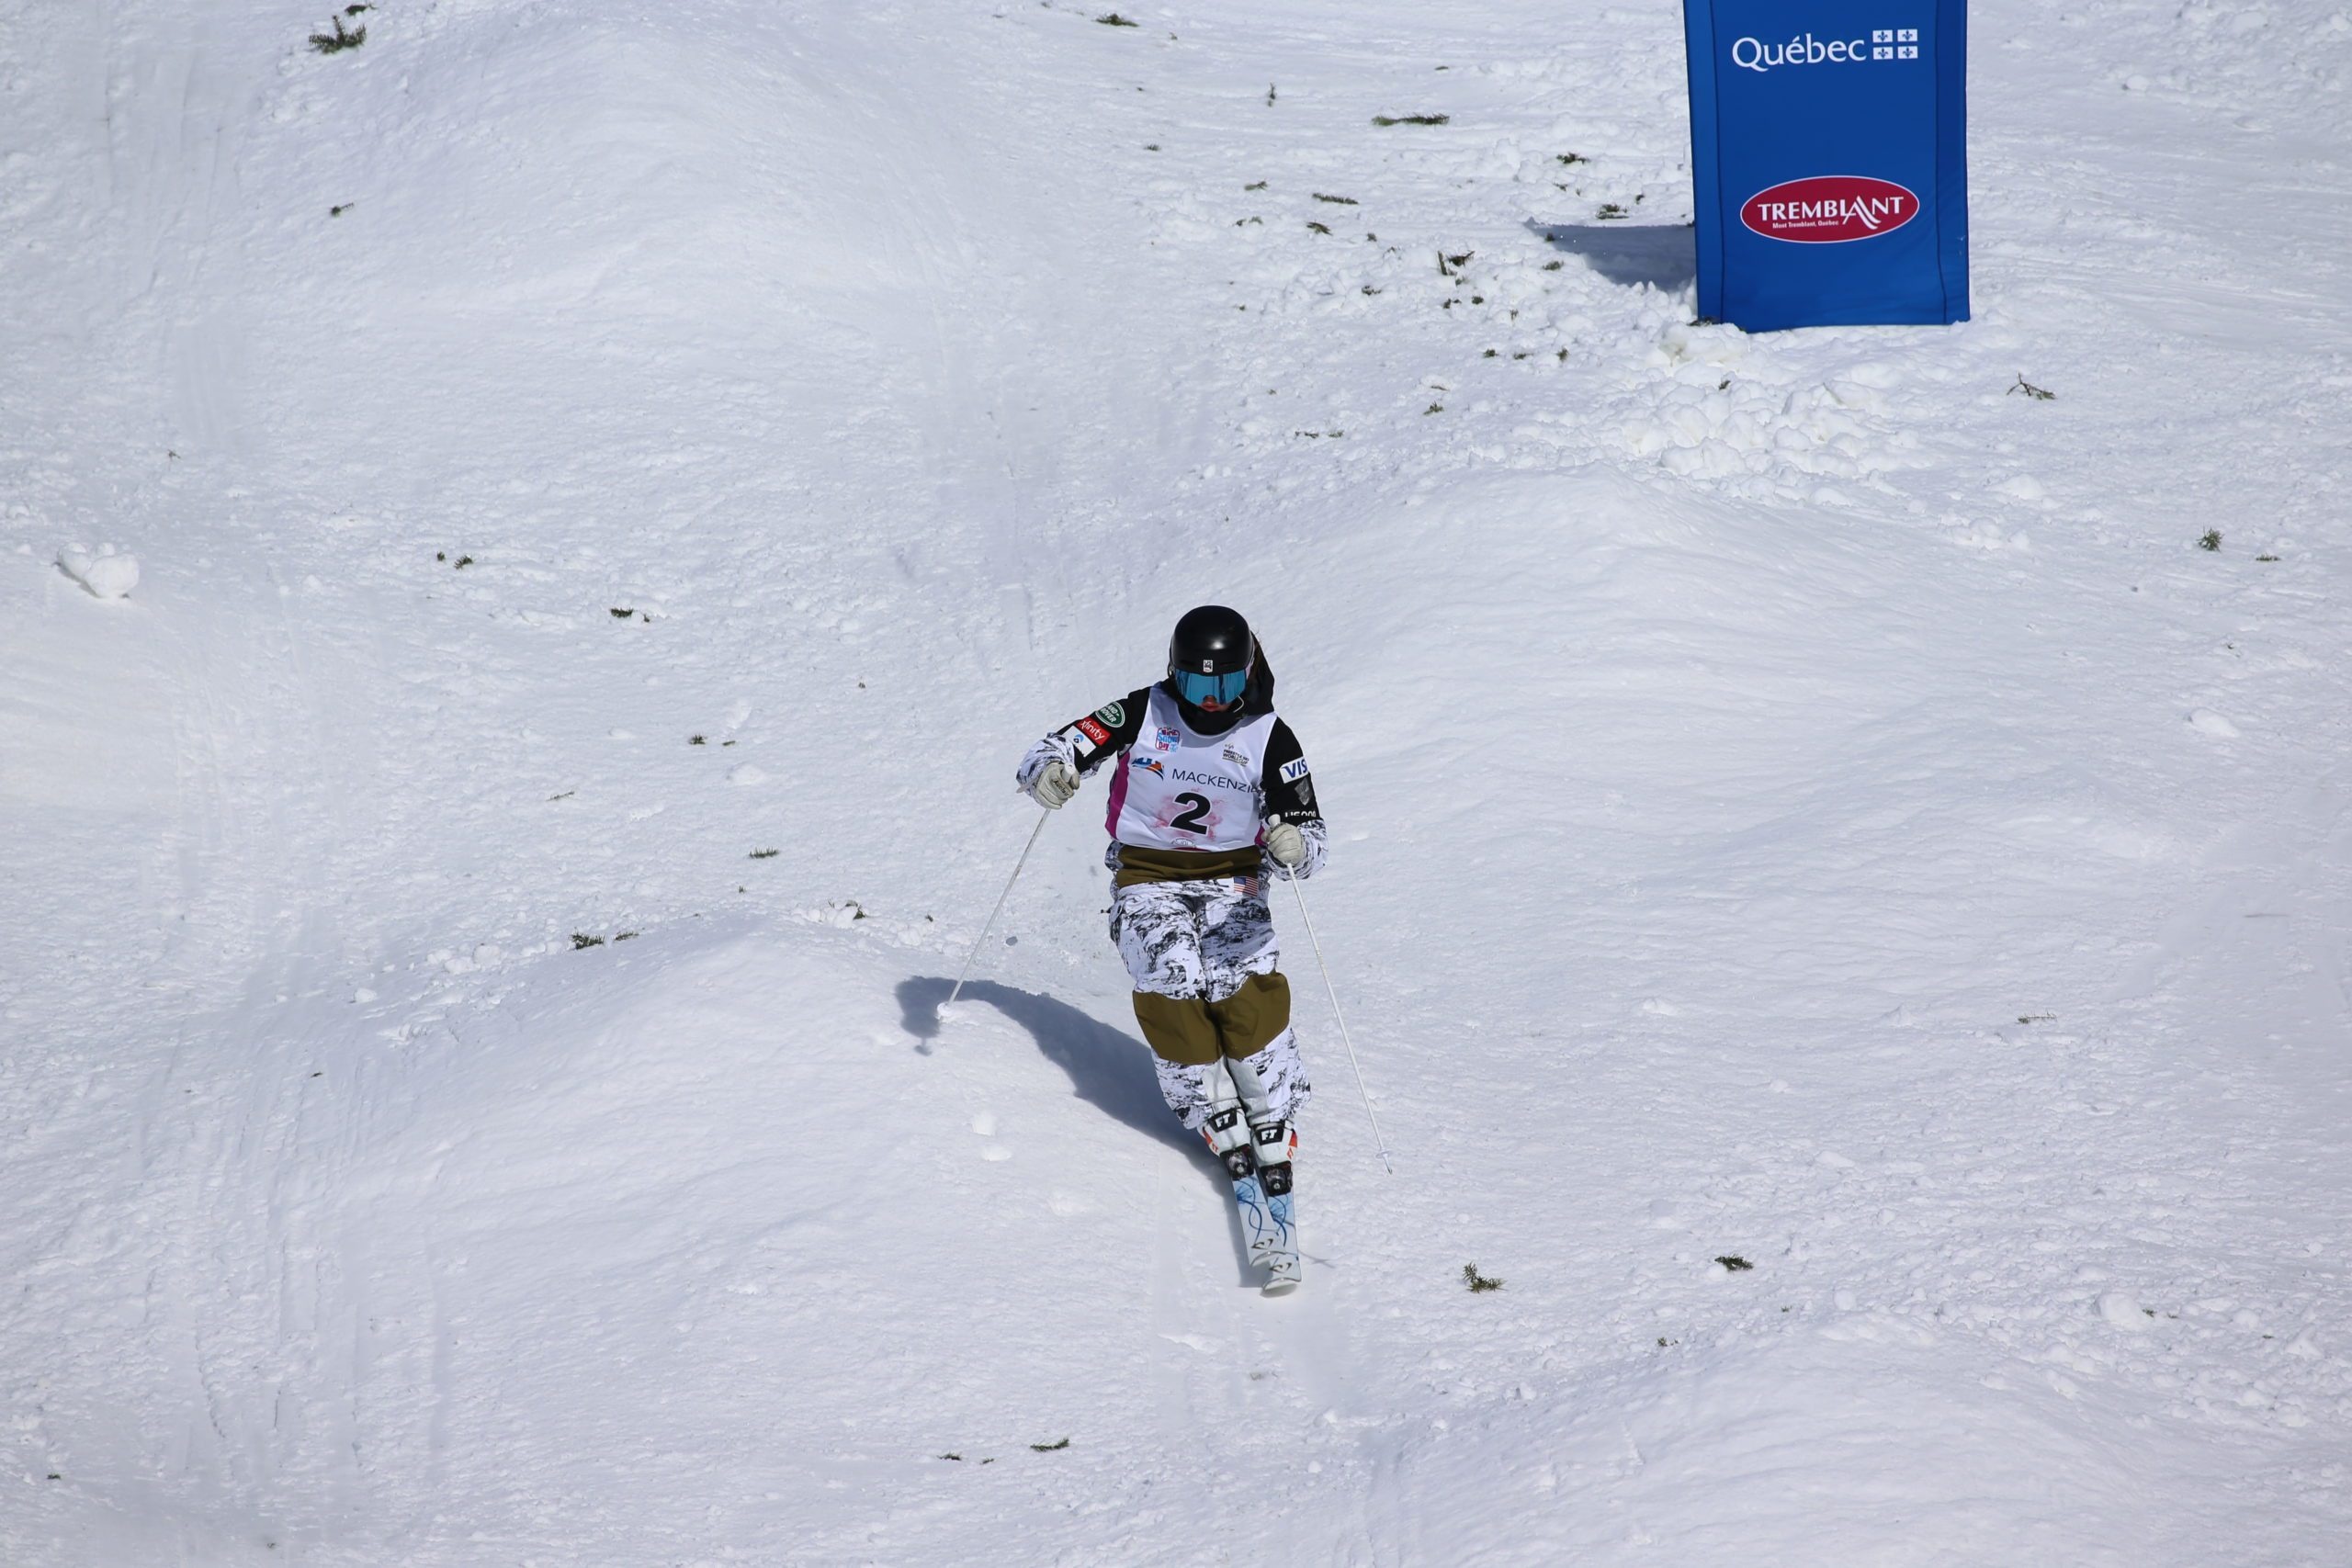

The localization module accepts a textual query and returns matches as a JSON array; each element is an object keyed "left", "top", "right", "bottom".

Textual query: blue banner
[{"left": 1683, "top": 1, "right": 1969, "bottom": 331}]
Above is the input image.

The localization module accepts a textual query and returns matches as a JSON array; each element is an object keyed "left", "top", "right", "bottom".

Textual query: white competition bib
[{"left": 1105, "top": 686, "right": 1275, "bottom": 852}]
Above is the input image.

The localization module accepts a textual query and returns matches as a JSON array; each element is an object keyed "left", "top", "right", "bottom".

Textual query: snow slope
[{"left": 3, "top": 0, "right": 2348, "bottom": 1563}]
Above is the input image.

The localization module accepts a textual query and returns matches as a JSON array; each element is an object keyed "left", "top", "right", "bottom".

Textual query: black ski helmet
[
  {"left": 1169, "top": 604, "right": 1254, "bottom": 676},
  {"left": 1167, "top": 605, "right": 1256, "bottom": 715}
]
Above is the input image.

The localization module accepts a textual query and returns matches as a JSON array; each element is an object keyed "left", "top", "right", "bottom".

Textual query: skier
[{"left": 1015, "top": 605, "right": 1327, "bottom": 1289}]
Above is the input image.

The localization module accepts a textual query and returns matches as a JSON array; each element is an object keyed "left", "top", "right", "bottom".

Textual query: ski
[
  {"left": 1205, "top": 1111, "right": 1296, "bottom": 1294},
  {"left": 1258, "top": 1185, "right": 1301, "bottom": 1294},
  {"left": 1204, "top": 1111, "right": 1301, "bottom": 1294},
  {"left": 1253, "top": 1121, "right": 1301, "bottom": 1295},
  {"left": 1228, "top": 1162, "right": 1278, "bottom": 1264}
]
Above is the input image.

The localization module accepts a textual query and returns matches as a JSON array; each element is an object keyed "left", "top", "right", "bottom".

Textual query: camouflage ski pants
[{"left": 1111, "top": 876, "right": 1312, "bottom": 1133}]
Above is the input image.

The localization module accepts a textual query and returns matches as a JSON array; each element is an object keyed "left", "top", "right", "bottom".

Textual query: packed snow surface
[{"left": 4, "top": 1, "right": 2348, "bottom": 1564}]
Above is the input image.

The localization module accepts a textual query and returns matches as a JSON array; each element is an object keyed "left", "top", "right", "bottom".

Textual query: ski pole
[
  {"left": 1284, "top": 874, "right": 1395, "bottom": 1175},
  {"left": 944, "top": 806, "right": 1052, "bottom": 1014}
]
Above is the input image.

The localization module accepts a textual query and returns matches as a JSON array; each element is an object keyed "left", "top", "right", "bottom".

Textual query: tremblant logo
[
  {"left": 1732, "top": 26, "right": 1919, "bottom": 72},
  {"left": 1742, "top": 175, "right": 1918, "bottom": 243}
]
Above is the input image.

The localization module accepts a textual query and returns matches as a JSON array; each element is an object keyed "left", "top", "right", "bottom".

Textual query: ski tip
[{"left": 1260, "top": 1277, "right": 1302, "bottom": 1298}]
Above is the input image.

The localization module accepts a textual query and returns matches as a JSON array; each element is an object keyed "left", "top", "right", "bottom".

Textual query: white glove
[
  {"left": 1030, "top": 759, "right": 1080, "bottom": 809},
  {"left": 1264, "top": 820, "right": 1306, "bottom": 868}
]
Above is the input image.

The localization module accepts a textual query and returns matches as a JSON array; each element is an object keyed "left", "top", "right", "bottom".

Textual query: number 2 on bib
[{"left": 1170, "top": 793, "right": 1212, "bottom": 833}]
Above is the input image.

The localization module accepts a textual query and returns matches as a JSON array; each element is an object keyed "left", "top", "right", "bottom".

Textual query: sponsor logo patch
[
  {"left": 1730, "top": 28, "right": 1918, "bottom": 73},
  {"left": 1222, "top": 746, "right": 1250, "bottom": 767},
  {"left": 1093, "top": 701, "right": 1125, "bottom": 728},
  {"left": 1129, "top": 754, "right": 1165, "bottom": 776},
  {"left": 1154, "top": 727, "right": 1181, "bottom": 751},
  {"left": 1168, "top": 765, "right": 1248, "bottom": 793},
  {"left": 1278, "top": 758, "right": 1311, "bottom": 784},
  {"left": 1076, "top": 717, "right": 1111, "bottom": 746},
  {"left": 1741, "top": 176, "right": 1918, "bottom": 243}
]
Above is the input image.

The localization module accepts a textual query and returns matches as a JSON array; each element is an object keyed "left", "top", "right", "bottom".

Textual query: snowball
[
  {"left": 728, "top": 763, "right": 768, "bottom": 785},
  {"left": 58, "top": 545, "right": 140, "bottom": 599},
  {"left": 2188, "top": 708, "right": 2240, "bottom": 739}
]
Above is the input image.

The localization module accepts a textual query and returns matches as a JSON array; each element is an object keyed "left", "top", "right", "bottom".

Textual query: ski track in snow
[{"left": 2, "top": 0, "right": 2348, "bottom": 1563}]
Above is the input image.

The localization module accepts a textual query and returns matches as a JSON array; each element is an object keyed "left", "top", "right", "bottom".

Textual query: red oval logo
[{"left": 1741, "top": 175, "right": 1919, "bottom": 243}]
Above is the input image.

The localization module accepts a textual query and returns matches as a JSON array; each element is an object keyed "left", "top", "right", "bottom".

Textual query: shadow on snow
[
  {"left": 897, "top": 976, "right": 1261, "bottom": 1283},
  {"left": 1527, "top": 219, "right": 1697, "bottom": 292},
  {"left": 897, "top": 975, "right": 1193, "bottom": 1156}
]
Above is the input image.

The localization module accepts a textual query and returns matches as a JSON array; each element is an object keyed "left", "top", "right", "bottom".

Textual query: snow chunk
[
  {"left": 2098, "top": 1292, "right": 2154, "bottom": 1331},
  {"left": 728, "top": 763, "right": 768, "bottom": 785},
  {"left": 58, "top": 544, "right": 140, "bottom": 599},
  {"left": 2188, "top": 708, "right": 2240, "bottom": 738}
]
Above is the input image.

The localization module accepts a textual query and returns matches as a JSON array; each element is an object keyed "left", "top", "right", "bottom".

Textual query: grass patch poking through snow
[{"left": 308, "top": 14, "right": 366, "bottom": 52}]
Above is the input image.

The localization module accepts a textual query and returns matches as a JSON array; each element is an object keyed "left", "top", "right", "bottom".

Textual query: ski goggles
[{"left": 1172, "top": 666, "right": 1249, "bottom": 708}]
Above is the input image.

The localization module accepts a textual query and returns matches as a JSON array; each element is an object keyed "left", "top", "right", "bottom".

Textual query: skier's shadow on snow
[
  {"left": 899, "top": 977, "right": 1260, "bottom": 1281},
  {"left": 897, "top": 977, "right": 1199, "bottom": 1156},
  {"left": 1526, "top": 219, "right": 1697, "bottom": 292}
]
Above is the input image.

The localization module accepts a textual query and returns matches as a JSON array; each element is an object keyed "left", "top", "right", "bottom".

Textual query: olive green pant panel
[
  {"left": 1114, "top": 843, "right": 1265, "bottom": 888},
  {"left": 1134, "top": 972, "right": 1291, "bottom": 1066},
  {"left": 1133, "top": 991, "right": 1220, "bottom": 1066},
  {"left": 1207, "top": 971, "right": 1292, "bottom": 1059}
]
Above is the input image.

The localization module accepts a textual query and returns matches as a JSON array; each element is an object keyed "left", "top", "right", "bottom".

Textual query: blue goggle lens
[{"left": 1174, "top": 668, "right": 1248, "bottom": 706}]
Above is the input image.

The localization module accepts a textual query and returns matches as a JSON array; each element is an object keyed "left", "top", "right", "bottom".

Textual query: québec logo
[
  {"left": 1742, "top": 175, "right": 1918, "bottom": 243},
  {"left": 1731, "top": 27, "right": 1919, "bottom": 73}
]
